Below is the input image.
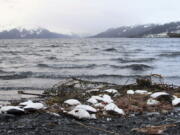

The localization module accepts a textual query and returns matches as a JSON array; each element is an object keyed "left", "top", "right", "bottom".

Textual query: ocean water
[{"left": 0, "top": 38, "right": 180, "bottom": 90}]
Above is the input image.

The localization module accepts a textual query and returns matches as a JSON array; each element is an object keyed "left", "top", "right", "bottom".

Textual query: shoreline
[
  {"left": 0, "top": 90, "right": 43, "bottom": 105},
  {"left": 0, "top": 78, "right": 180, "bottom": 135}
]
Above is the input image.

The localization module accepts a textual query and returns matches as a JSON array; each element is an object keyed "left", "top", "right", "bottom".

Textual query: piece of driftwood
[{"left": 18, "top": 91, "right": 46, "bottom": 97}]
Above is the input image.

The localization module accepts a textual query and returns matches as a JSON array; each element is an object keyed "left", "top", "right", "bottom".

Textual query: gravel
[{"left": 0, "top": 109, "right": 179, "bottom": 135}]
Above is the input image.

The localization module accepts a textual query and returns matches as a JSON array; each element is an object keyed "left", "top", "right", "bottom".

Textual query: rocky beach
[{"left": 0, "top": 77, "right": 179, "bottom": 135}]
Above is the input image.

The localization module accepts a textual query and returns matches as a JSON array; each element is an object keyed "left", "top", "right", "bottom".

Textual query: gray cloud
[{"left": 0, "top": 0, "right": 180, "bottom": 34}]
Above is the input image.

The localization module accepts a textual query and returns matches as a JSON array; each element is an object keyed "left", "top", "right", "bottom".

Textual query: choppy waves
[{"left": 1, "top": 38, "right": 180, "bottom": 90}]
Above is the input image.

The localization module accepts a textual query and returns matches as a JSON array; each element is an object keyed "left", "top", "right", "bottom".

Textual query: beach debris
[
  {"left": 68, "top": 108, "right": 92, "bottom": 119},
  {"left": 0, "top": 106, "right": 24, "bottom": 115},
  {"left": 23, "top": 102, "right": 45, "bottom": 111},
  {"left": 99, "top": 94, "right": 114, "bottom": 103},
  {"left": 132, "top": 124, "right": 176, "bottom": 134},
  {"left": 136, "top": 78, "right": 152, "bottom": 87},
  {"left": 172, "top": 96, "right": 180, "bottom": 106},
  {"left": 147, "top": 98, "right": 160, "bottom": 106},
  {"left": 89, "top": 94, "right": 113, "bottom": 104},
  {"left": 135, "top": 90, "right": 148, "bottom": 95},
  {"left": 87, "top": 97, "right": 98, "bottom": 104},
  {"left": 151, "top": 92, "right": 169, "bottom": 98},
  {"left": 150, "top": 92, "right": 172, "bottom": 102},
  {"left": 18, "top": 91, "right": 45, "bottom": 97},
  {"left": 8, "top": 78, "right": 178, "bottom": 120},
  {"left": 75, "top": 105, "right": 97, "bottom": 113},
  {"left": 44, "top": 78, "right": 114, "bottom": 96},
  {"left": 127, "top": 90, "right": 135, "bottom": 95},
  {"left": 64, "top": 99, "right": 81, "bottom": 106},
  {"left": 94, "top": 103, "right": 106, "bottom": 108},
  {"left": 104, "top": 89, "right": 118, "bottom": 94},
  {"left": 104, "top": 103, "right": 125, "bottom": 115},
  {"left": 47, "top": 112, "right": 60, "bottom": 117},
  {"left": 86, "top": 89, "right": 100, "bottom": 93},
  {"left": 19, "top": 100, "right": 33, "bottom": 106},
  {"left": 19, "top": 100, "right": 45, "bottom": 111}
]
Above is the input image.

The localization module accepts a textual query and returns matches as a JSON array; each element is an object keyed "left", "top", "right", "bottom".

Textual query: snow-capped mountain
[
  {"left": 92, "top": 22, "right": 180, "bottom": 38},
  {"left": 0, "top": 28, "right": 71, "bottom": 39}
]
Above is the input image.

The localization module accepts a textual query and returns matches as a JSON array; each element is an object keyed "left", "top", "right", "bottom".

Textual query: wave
[
  {"left": 112, "top": 58, "right": 156, "bottom": 63},
  {"left": 37, "top": 63, "right": 96, "bottom": 69},
  {"left": 0, "top": 71, "right": 142, "bottom": 80},
  {"left": 103, "top": 48, "right": 117, "bottom": 52},
  {"left": 0, "top": 71, "right": 33, "bottom": 80},
  {"left": 0, "top": 86, "right": 45, "bottom": 90},
  {"left": 158, "top": 52, "right": 180, "bottom": 57},
  {"left": 0, "top": 70, "right": 7, "bottom": 73},
  {"left": 32, "top": 74, "right": 142, "bottom": 79},
  {"left": 111, "top": 64, "right": 152, "bottom": 71},
  {"left": 46, "top": 56, "right": 57, "bottom": 60},
  {"left": 76, "top": 74, "right": 142, "bottom": 79}
]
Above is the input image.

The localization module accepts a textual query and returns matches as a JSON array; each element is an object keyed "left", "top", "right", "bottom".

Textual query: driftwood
[{"left": 18, "top": 91, "right": 46, "bottom": 97}]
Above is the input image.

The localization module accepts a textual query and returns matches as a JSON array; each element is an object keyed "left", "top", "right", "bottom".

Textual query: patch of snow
[
  {"left": 36, "top": 29, "right": 43, "bottom": 35},
  {"left": 147, "top": 98, "right": 160, "bottom": 105},
  {"left": 75, "top": 105, "right": 97, "bottom": 113},
  {"left": 127, "top": 90, "right": 135, "bottom": 95},
  {"left": 150, "top": 92, "right": 169, "bottom": 99},
  {"left": 86, "top": 89, "right": 99, "bottom": 93},
  {"left": 29, "top": 30, "right": 35, "bottom": 35},
  {"left": 135, "top": 90, "right": 148, "bottom": 94},
  {"left": 68, "top": 109, "right": 91, "bottom": 119},
  {"left": 123, "top": 29, "right": 127, "bottom": 32},
  {"left": 104, "top": 103, "right": 125, "bottom": 115},
  {"left": 104, "top": 89, "right": 118, "bottom": 94},
  {"left": 64, "top": 99, "right": 81, "bottom": 106},
  {"left": 143, "top": 25, "right": 150, "bottom": 28},
  {"left": 144, "top": 33, "right": 168, "bottom": 38}
]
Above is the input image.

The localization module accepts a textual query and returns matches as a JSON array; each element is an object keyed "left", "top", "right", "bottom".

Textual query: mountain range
[
  {"left": 0, "top": 28, "right": 71, "bottom": 39},
  {"left": 1, "top": 22, "right": 180, "bottom": 39},
  {"left": 92, "top": 22, "right": 180, "bottom": 38}
]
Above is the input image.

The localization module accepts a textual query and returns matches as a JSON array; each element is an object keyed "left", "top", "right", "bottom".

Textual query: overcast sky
[{"left": 0, "top": 0, "right": 180, "bottom": 35}]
